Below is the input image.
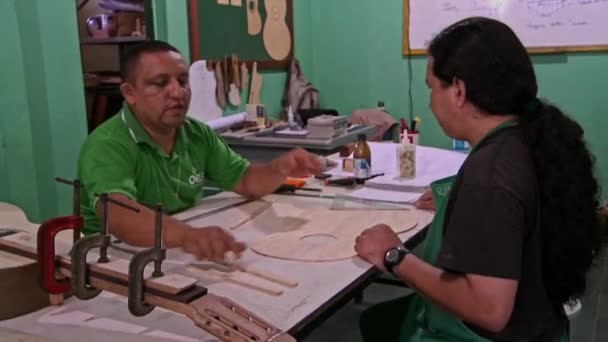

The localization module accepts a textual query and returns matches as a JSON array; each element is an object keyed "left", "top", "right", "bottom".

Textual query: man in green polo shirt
[{"left": 78, "top": 41, "right": 320, "bottom": 261}]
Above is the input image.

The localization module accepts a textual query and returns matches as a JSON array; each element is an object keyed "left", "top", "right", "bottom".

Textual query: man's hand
[
  {"left": 414, "top": 190, "right": 435, "bottom": 210},
  {"left": 272, "top": 148, "right": 321, "bottom": 178},
  {"left": 354, "top": 224, "right": 402, "bottom": 272},
  {"left": 180, "top": 227, "right": 247, "bottom": 261}
]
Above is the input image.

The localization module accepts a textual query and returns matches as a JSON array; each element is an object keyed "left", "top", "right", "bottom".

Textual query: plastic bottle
[
  {"left": 397, "top": 133, "right": 416, "bottom": 179},
  {"left": 353, "top": 134, "right": 372, "bottom": 184}
]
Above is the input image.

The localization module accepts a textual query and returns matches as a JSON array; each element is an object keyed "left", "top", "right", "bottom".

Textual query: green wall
[
  {"left": 1, "top": 0, "right": 605, "bottom": 223},
  {"left": 0, "top": 0, "right": 88, "bottom": 222},
  {"left": 297, "top": 0, "right": 608, "bottom": 199},
  {"left": 152, "top": 0, "right": 191, "bottom": 63}
]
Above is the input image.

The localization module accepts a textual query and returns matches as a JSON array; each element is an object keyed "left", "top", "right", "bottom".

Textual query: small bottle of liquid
[
  {"left": 353, "top": 133, "right": 372, "bottom": 184},
  {"left": 256, "top": 105, "right": 266, "bottom": 127},
  {"left": 397, "top": 131, "right": 416, "bottom": 179},
  {"left": 377, "top": 101, "right": 386, "bottom": 112}
]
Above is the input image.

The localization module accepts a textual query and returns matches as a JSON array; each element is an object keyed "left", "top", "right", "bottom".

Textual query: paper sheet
[
  {"left": 347, "top": 188, "right": 421, "bottom": 204},
  {"left": 206, "top": 112, "right": 247, "bottom": 131}
]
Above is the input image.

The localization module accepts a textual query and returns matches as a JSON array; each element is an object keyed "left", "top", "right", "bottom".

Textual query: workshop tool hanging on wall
[
  {"left": 0, "top": 207, "right": 296, "bottom": 341},
  {"left": 248, "top": 62, "right": 263, "bottom": 105},
  {"left": 247, "top": 0, "right": 262, "bottom": 35},
  {"left": 214, "top": 60, "right": 227, "bottom": 109},
  {"left": 128, "top": 202, "right": 166, "bottom": 316},
  {"left": 241, "top": 62, "right": 249, "bottom": 91},
  {"left": 227, "top": 54, "right": 241, "bottom": 106},
  {"left": 70, "top": 193, "right": 140, "bottom": 300}
]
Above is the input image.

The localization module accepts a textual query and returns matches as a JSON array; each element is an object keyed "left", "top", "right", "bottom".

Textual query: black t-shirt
[{"left": 436, "top": 126, "right": 567, "bottom": 341}]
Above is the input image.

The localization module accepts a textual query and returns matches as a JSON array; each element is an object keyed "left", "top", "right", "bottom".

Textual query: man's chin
[{"left": 162, "top": 111, "right": 186, "bottom": 127}]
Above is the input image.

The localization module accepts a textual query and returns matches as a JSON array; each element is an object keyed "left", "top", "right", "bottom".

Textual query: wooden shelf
[{"left": 80, "top": 36, "right": 147, "bottom": 45}]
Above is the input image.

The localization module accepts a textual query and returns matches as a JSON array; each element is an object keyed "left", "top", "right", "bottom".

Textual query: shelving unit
[{"left": 77, "top": 0, "right": 153, "bottom": 133}]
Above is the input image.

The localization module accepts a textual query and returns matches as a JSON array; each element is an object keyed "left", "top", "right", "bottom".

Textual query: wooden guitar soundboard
[
  {"left": 250, "top": 205, "right": 418, "bottom": 261},
  {"left": 0, "top": 203, "right": 295, "bottom": 342}
]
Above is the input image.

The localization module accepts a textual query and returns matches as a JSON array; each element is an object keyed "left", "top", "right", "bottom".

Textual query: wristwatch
[{"left": 383, "top": 245, "right": 410, "bottom": 274}]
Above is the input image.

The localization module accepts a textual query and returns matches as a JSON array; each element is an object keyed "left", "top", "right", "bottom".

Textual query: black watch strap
[{"left": 384, "top": 245, "right": 409, "bottom": 275}]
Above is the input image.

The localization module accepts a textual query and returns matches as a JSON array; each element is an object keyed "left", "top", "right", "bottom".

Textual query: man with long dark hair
[{"left": 355, "top": 17, "right": 602, "bottom": 341}]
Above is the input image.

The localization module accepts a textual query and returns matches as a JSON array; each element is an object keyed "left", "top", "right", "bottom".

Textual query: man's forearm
[
  {"left": 232, "top": 162, "right": 286, "bottom": 199},
  {"left": 96, "top": 194, "right": 189, "bottom": 248}
]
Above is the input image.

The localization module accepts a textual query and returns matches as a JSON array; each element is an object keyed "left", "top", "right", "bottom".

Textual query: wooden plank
[{"left": 95, "top": 259, "right": 197, "bottom": 295}]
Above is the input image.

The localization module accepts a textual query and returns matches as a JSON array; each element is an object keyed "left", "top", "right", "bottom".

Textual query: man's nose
[{"left": 166, "top": 79, "right": 184, "bottom": 98}]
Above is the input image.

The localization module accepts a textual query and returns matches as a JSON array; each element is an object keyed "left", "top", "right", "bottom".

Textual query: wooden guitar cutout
[
  {"left": 247, "top": 0, "right": 262, "bottom": 36},
  {"left": 262, "top": 0, "right": 291, "bottom": 60},
  {"left": 251, "top": 207, "right": 418, "bottom": 261}
]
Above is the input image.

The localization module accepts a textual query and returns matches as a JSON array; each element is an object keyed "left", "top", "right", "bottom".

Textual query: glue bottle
[
  {"left": 353, "top": 133, "right": 372, "bottom": 184},
  {"left": 256, "top": 105, "right": 266, "bottom": 128},
  {"left": 397, "top": 130, "right": 416, "bottom": 179}
]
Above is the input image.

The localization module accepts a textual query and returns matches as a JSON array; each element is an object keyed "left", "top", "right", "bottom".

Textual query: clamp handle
[{"left": 37, "top": 215, "right": 84, "bottom": 294}]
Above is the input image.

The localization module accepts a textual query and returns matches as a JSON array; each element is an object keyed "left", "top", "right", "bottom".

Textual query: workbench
[
  {"left": 0, "top": 192, "right": 432, "bottom": 342},
  {"left": 223, "top": 125, "right": 376, "bottom": 162},
  {"left": 0, "top": 143, "right": 467, "bottom": 341}
]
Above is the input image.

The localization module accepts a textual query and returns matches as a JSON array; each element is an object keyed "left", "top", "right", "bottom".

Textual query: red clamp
[{"left": 37, "top": 215, "right": 84, "bottom": 294}]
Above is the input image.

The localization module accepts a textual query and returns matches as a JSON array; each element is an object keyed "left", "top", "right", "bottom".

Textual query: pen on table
[{"left": 324, "top": 173, "right": 384, "bottom": 187}]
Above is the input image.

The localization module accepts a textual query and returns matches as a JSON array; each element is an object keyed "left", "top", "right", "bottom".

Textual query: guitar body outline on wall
[{"left": 262, "top": 0, "right": 291, "bottom": 60}]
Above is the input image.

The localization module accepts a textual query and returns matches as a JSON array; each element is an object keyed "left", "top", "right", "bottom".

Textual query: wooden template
[
  {"left": 247, "top": 62, "right": 263, "bottom": 104},
  {"left": 247, "top": 0, "right": 262, "bottom": 36},
  {"left": 262, "top": 0, "right": 291, "bottom": 60}
]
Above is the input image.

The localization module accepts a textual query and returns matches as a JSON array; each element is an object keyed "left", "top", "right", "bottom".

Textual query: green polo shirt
[{"left": 78, "top": 104, "right": 250, "bottom": 235}]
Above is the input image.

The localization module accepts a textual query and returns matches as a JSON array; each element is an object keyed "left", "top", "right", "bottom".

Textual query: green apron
[{"left": 399, "top": 120, "right": 520, "bottom": 341}]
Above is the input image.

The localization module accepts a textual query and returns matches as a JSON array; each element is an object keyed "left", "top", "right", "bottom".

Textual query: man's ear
[
  {"left": 451, "top": 78, "right": 467, "bottom": 108},
  {"left": 120, "top": 82, "right": 136, "bottom": 106}
]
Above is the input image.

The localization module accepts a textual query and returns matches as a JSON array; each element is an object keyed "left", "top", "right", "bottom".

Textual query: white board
[{"left": 406, "top": 0, "right": 608, "bottom": 52}]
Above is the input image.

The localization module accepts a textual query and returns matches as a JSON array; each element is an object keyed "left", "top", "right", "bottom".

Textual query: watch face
[{"left": 386, "top": 249, "right": 400, "bottom": 263}]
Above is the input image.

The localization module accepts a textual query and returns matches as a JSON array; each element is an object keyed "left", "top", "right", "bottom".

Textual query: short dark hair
[{"left": 120, "top": 40, "right": 181, "bottom": 82}]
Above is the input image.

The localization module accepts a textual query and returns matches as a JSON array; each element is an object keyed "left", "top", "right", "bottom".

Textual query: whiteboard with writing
[{"left": 406, "top": 0, "right": 608, "bottom": 53}]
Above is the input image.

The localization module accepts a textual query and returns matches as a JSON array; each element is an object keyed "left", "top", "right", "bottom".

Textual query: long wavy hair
[{"left": 428, "top": 17, "right": 602, "bottom": 305}]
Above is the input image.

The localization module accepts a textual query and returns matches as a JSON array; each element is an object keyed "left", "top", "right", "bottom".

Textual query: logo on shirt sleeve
[{"left": 188, "top": 167, "right": 204, "bottom": 186}]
